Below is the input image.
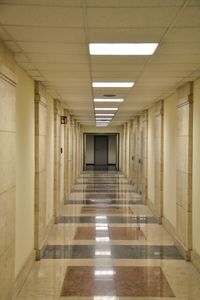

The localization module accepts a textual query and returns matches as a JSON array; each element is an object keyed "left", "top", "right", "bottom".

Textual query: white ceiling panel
[
  {"left": 33, "top": 63, "right": 90, "bottom": 72},
  {"left": 25, "top": 54, "right": 88, "bottom": 64},
  {"left": 0, "top": 1, "right": 200, "bottom": 127},
  {"left": 0, "top": 5, "right": 84, "bottom": 27},
  {"left": 87, "top": 7, "right": 180, "bottom": 28},
  {"left": 0, "top": 0, "right": 82, "bottom": 6},
  {"left": 4, "top": 26, "right": 86, "bottom": 42},
  {"left": 92, "top": 64, "right": 145, "bottom": 72},
  {"left": 89, "top": 28, "right": 165, "bottom": 43},
  {"left": 86, "top": 0, "right": 185, "bottom": 7},
  {"left": 175, "top": 7, "right": 200, "bottom": 27},
  {"left": 164, "top": 28, "right": 200, "bottom": 43},
  {"left": 91, "top": 56, "right": 149, "bottom": 65},
  {"left": 158, "top": 42, "right": 200, "bottom": 55},
  {"left": 40, "top": 70, "right": 90, "bottom": 80},
  {"left": 150, "top": 53, "right": 200, "bottom": 64},
  {"left": 17, "top": 42, "right": 88, "bottom": 54},
  {"left": 92, "top": 71, "right": 141, "bottom": 78}
]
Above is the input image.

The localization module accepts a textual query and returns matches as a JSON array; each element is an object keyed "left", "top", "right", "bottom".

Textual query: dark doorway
[
  {"left": 83, "top": 133, "right": 119, "bottom": 171},
  {"left": 94, "top": 135, "right": 108, "bottom": 166}
]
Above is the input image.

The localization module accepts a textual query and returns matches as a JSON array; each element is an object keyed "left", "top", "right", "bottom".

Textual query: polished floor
[{"left": 17, "top": 171, "right": 200, "bottom": 299}]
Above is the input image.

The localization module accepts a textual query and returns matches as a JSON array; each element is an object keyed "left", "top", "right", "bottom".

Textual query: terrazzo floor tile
[
  {"left": 61, "top": 266, "right": 174, "bottom": 297},
  {"left": 17, "top": 171, "right": 200, "bottom": 300},
  {"left": 74, "top": 226, "right": 145, "bottom": 240}
]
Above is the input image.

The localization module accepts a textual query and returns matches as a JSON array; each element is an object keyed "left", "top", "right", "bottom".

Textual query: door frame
[{"left": 83, "top": 133, "right": 120, "bottom": 171}]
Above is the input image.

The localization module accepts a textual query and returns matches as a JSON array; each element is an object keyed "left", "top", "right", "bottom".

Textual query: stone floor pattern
[{"left": 17, "top": 171, "right": 200, "bottom": 299}]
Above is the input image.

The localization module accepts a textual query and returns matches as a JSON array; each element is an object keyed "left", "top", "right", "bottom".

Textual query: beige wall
[
  {"left": 15, "top": 66, "right": 35, "bottom": 277},
  {"left": 192, "top": 78, "right": 200, "bottom": 256},
  {"left": 147, "top": 106, "right": 155, "bottom": 203},
  {"left": 0, "top": 42, "right": 16, "bottom": 299},
  {"left": 163, "top": 93, "right": 177, "bottom": 228},
  {"left": 82, "top": 126, "right": 121, "bottom": 133}
]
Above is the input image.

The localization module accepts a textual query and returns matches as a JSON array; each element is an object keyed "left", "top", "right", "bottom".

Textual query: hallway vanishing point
[{"left": 17, "top": 171, "right": 200, "bottom": 300}]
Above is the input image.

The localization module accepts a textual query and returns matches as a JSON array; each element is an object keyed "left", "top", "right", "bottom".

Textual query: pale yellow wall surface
[
  {"left": 82, "top": 126, "right": 121, "bottom": 133},
  {"left": 192, "top": 78, "right": 200, "bottom": 255},
  {"left": 46, "top": 95, "right": 54, "bottom": 224},
  {"left": 15, "top": 65, "right": 34, "bottom": 277},
  {"left": 163, "top": 93, "right": 177, "bottom": 228},
  {"left": 147, "top": 106, "right": 155, "bottom": 203}
]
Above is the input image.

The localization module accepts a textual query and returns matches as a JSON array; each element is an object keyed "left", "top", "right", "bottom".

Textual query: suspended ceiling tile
[
  {"left": 87, "top": 7, "right": 180, "bottom": 28},
  {"left": 89, "top": 28, "right": 165, "bottom": 43},
  {"left": 164, "top": 28, "right": 200, "bottom": 43},
  {"left": 175, "top": 7, "right": 200, "bottom": 27},
  {"left": 158, "top": 42, "right": 200, "bottom": 55},
  {"left": 86, "top": 0, "right": 185, "bottom": 8},
  {"left": 17, "top": 42, "right": 88, "bottom": 54},
  {"left": 92, "top": 64, "right": 145, "bottom": 72},
  {"left": 0, "top": 0, "right": 82, "bottom": 6},
  {"left": 91, "top": 56, "right": 149, "bottom": 65},
  {"left": 34, "top": 63, "right": 90, "bottom": 72},
  {"left": 26, "top": 53, "right": 88, "bottom": 64},
  {"left": 4, "top": 26, "right": 86, "bottom": 42},
  {"left": 0, "top": 5, "right": 84, "bottom": 27}
]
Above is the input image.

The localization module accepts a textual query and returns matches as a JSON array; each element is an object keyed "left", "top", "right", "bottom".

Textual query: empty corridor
[{"left": 17, "top": 171, "right": 200, "bottom": 299}]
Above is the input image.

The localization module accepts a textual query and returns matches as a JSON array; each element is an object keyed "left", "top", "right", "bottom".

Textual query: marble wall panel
[
  {"left": 176, "top": 82, "right": 193, "bottom": 255},
  {"left": 154, "top": 100, "right": 164, "bottom": 221},
  {"left": 0, "top": 42, "right": 16, "bottom": 300}
]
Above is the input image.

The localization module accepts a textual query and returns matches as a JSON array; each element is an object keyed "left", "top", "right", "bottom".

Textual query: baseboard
[
  {"left": 147, "top": 198, "right": 162, "bottom": 224},
  {"left": 175, "top": 239, "right": 191, "bottom": 261},
  {"left": 14, "top": 250, "right": 36, "bottom": 297},
  {"left": 36, "top": 215, "right": 55, "bottom": 260},
  {"left": 162, "top": 216, "right": 191, "bottom": 261},
  {"left": 191, "top": 250, "right": 200, "bottom": 273}
]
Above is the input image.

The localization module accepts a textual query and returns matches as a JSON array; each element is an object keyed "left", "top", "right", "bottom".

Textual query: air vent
[{"left": 103, "top": 94, "right": 116, "bottom": 97}]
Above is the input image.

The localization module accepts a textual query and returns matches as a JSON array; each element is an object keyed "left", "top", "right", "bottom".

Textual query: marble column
[
  {"left": 128, "top": 120, "right": 134, "bottom": 182},
  {"left": 131, "top": 117, "right": 139, "bottom": 190},
  {"left": 176, "top": 82, "right": 193, "bottom": 259},
  {"left": 34, "top": 82, "right": 48, "bottom": 258},
  {"left": 138, "top": 111, "right": 148, "bottom": 203},
  {"left": 64, "top": 112, "right": 72, "bottom": 202},
  {"left": 154, "top": 100, "right": 164, "bottom": 222},
  {"left": 126, "top": 121, "right": 131, "bottom": 178},
  {"left": 54, "top": 99, "right": 62, "bottom": 220},
  {"left": 123, "top": 123, "right": 127, "bottom": 174},
  {"left": 0, "top": 42, "right": 16, "bottom": 300}
]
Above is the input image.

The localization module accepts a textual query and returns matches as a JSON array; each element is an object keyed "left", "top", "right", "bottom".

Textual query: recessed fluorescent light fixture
[
  {"left": 96, "top": 124, "right": 108, "bottom": 127},
  {"left": 93, "top": 82, "right": 134, "bottom": 88},
  {"left": 89, "top": 43, "right": 158, "bottom": 55},
  {"left": 96, "top": 118, "right": 112, "bottom": 121},
  {"left": 95, "top": 108, "right": 118, "bottom": 111},
  {"left": 94, "top": 98, "right": 124, "bottom": 103},
  {"left": 96, "top": 114, "right": 114, "bottom": 116}
]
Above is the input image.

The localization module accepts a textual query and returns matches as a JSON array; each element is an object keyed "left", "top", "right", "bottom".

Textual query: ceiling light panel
[
  {"left": 93, "top": 82, "right": 134, "bottom": 88},
  {"left": 95, "top": 108, "right": 118, "bottom": 111},
  {"left": 96, "top": 114, "right": 115, "bottom": 116},
  {"left": 89, "top": 43, "right": 158, "bottom": 55},
  {"left": 94, "top": 98, "right": 124, "bottom": 102}
]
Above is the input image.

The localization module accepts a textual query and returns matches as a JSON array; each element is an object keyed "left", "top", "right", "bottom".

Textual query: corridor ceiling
[{"left": 0, "top": 0, "right": 200, "bottom": 126}]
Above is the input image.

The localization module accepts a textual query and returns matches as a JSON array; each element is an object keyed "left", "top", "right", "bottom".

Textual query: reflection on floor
[
  {"left": 17, "top": 171, "right": 200, "bottom": 300},
  {"left": 86, "top": 165, "right": 117, "bottom": 171}
]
